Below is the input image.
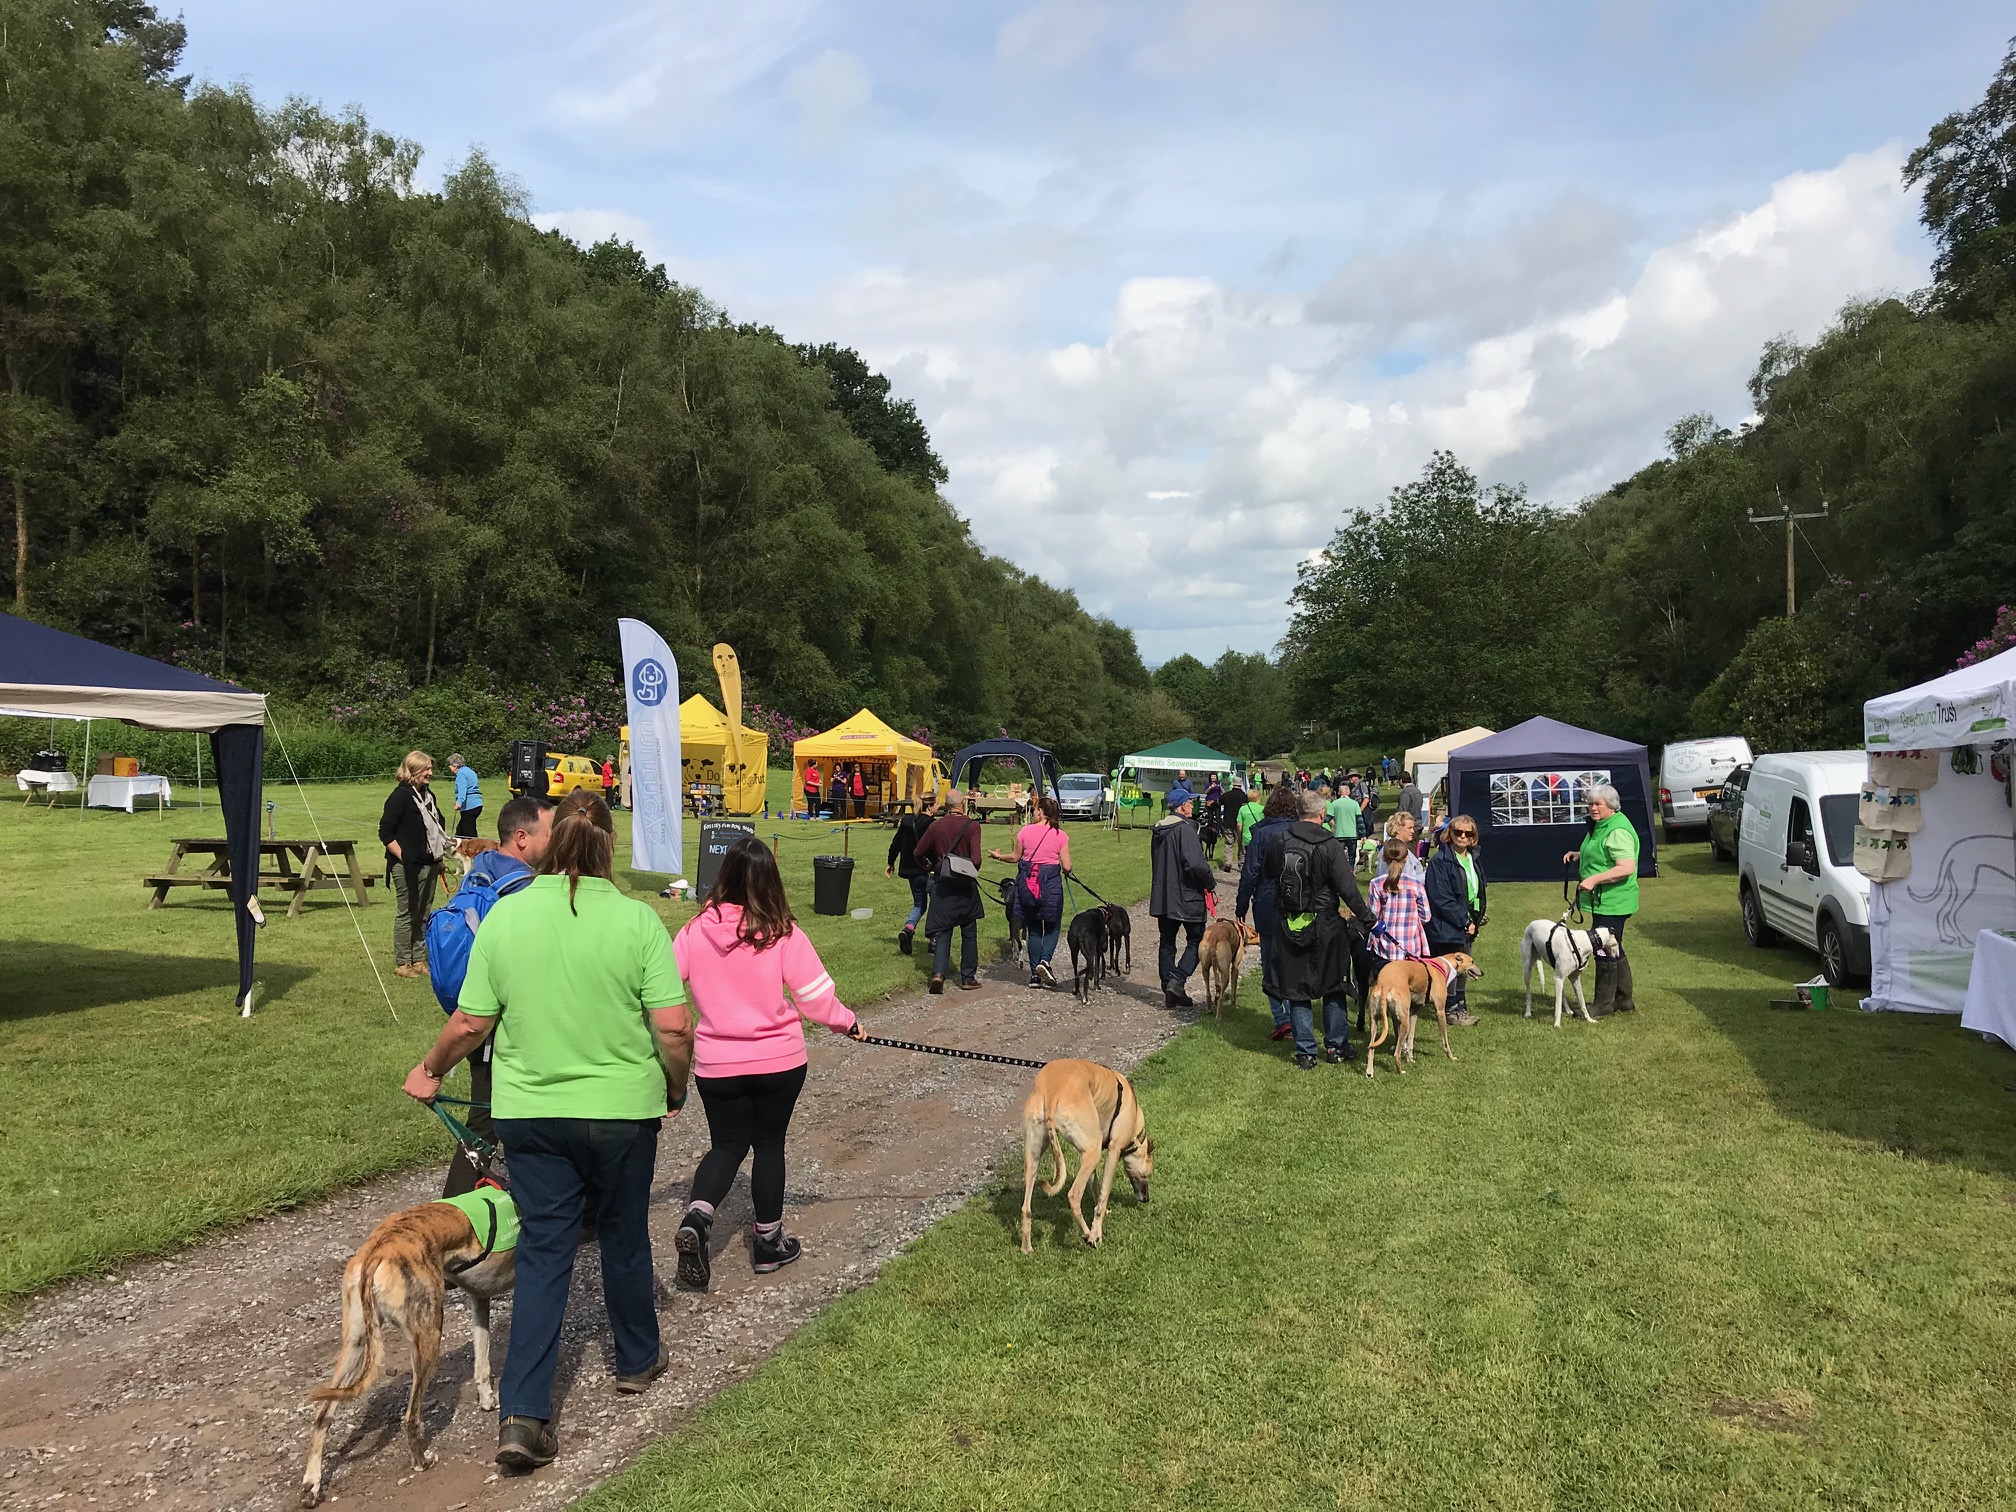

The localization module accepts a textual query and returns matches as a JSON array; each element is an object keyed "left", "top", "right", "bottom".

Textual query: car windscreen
[
  {"left": 1058, "top": 776, "right": 1101, "bottom": 792},
  {"left": 1818, "top": 794, "right": 1857, "bottom": 868}
]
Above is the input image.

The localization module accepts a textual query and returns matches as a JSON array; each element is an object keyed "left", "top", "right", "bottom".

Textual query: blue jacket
[
  {"left": 454, "top": 764, "right": 482, "bottom": 810},
  {"left": 1236, "top": 815, "right": 1293, "bottom": 924},
  {"left": 1423, "top": 843, "right": 1485, "bottom": 946}
]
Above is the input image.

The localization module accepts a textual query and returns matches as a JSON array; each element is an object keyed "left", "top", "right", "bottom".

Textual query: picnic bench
[
  {"left": 968, "top": 791, "right": 1030, "bottom": 823},
  {"left": 144, "top": 838, "right": 375, "bottom": 918}
]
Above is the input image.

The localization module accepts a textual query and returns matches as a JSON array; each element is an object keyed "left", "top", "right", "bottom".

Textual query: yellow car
[{"left": 543, "top": 753, "right": 605, "bottom": 799}]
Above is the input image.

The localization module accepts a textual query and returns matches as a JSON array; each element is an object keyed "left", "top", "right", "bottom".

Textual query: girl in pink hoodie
[{"left": 671, "top": 838, "right": 863, "bottom": 1289}]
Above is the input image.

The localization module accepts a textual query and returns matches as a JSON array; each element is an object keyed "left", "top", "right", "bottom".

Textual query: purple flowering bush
[{"left": 1955, "top": 605, "right": 2016, "bottom": 669}]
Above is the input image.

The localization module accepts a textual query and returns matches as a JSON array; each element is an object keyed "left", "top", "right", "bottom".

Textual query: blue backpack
[{"left": 426, "top": 857, "right": 535, "bottom": 1014}]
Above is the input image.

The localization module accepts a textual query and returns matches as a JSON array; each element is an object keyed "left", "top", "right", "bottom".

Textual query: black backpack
[{"left": 1276, "top": 830, "right": 1321, "bottom": 914}]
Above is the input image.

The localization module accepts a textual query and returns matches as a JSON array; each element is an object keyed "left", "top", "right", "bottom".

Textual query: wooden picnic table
[
  {"left": 968, "top": 792, "right": 1030, "bottom": 823},
  {"left": 144, "top": 838, "right": 375, "bottom": 918}
]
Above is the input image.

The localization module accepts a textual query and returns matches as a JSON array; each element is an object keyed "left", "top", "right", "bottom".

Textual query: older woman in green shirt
[
  {"left": 1562, "top": 782, "right": 1641, "bottom": 1016},
  {"left": 404, "top": 792, "right": 693, "bottom": 1473}
]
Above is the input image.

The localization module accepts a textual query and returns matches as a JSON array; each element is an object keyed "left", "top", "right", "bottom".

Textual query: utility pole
[{"left": 1748, "top": 492, "right": 1829, "bottom": 616}]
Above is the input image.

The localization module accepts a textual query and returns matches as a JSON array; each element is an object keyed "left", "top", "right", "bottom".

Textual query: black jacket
[
  {"left": 378, "top": 782, "right": 444, "bottom": 869},
  {"left": 1259, "top": 820, "right": 1374, "bottom": 1002},
  {"left": 1424, "top": 842, "right": 1486, "bottom": 947},
  {"left": 888, "top": 812, "right": 935, "bottom": 879},
  {"left": 1149, "top": 814, "right": 1215, "bottom": 922}
]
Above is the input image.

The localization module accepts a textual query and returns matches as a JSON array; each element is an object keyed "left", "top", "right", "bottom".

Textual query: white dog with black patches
[{"left": 1520, "top": 919, "right": 1618, "bottom": 1027}]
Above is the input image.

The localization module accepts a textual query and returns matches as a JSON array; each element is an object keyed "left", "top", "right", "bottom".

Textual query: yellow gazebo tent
[
  {"left": 679, "top": 693, "right": 769, "bottom": 814},
  {"left": 1403, "top": 726, "right": 1496, "bottom": 805},
  {"left": 792, "top": 709, "right": 938, "bottom": 817}
]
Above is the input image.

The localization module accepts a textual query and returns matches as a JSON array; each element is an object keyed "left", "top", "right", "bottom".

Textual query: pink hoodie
[{"left": 673, "top": 904, "right": 857, "bottom": 1078}]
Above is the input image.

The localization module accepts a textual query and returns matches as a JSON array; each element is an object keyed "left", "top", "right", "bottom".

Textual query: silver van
[
  {"left": 1736, "top": 750, "right": 1869, "bottom": 987},
  {"left": 1658, "top": 736, "right": 1753, "bottom": 841}
]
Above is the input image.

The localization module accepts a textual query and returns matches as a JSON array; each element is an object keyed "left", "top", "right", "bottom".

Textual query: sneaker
[
  {"left": 1323, "top": 1046, "right": 1348, "bottom": 1064},
  {"left": 928, "top": 975, "right": 945, "bottom": 995},
  {"left": 614, "top": 1350, "right": 668, "bottom": 1394},
  {"left": 752, "top": 1229, "right": 802, "bottom": 1273},
  {"left": 1035, "top": 960, "right": 1057, "bottom": 988},
  {"left": 674, "top": 1207, "right": 712, "bottom": 1291},
  {"left": 1026, "top": 977, "right": 1044, "bottom": 990},
  {"left": 496, "top": 1415, "right": 557, "bottom": 1470},
  {"left": 897, "top": 928, "right": 914, "bottom": 956},
  {"left": 1268, "top": 1023, "right": 1293, "bottom": 1042},
  {"left": 958, "top": 978, "right": 982, "bottom": 991},
  {"left": 1293, "top": 1052, "right": 1319, "bottom": 1070},
  {"left": 1447, "top": 1008, "right": 1479, "bottom": 1027}
]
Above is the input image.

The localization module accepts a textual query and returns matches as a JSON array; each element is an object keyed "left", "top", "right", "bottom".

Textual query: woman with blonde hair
[
  {"left": 1424, "top": 813, "right": 1487, "bottom": 1026},
  {"left": 379, "top": 750, "right": 451, "bottom": 977},
  {"left": 403, "top": 790, "right": 693, "bottom": 1469}
]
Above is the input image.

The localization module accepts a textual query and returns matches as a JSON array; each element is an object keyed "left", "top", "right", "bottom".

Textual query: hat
[{"left": 1165, "top": 785, "right": 1195, "bottom": 809}]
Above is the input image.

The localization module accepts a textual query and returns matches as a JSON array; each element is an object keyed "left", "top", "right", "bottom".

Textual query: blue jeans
[
  {"left": 1254, "top": 932, "right": 1290, "bottom": 1029},
  {"left": 1027, "top": 920, "right": 1059, "bottom": 978},
  {"left": 1289, "top": 995, "right": 1354, "bottom": 1057},
  {"left": 492, "top": 1117, "right": 662, "bottom": 1422},
  {"left": 934, "top": 921, "right": 977, "bottom": 981},
  {"left": 903, "top": 875, "right": 928, "bottom": 931}
]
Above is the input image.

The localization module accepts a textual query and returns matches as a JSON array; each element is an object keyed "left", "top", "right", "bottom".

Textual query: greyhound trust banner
[{"left": 619, "top": 618, "right": 682, "bottom": 875}]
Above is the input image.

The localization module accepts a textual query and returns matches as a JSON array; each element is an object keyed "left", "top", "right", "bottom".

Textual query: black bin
[{"left": 811, "top": 855, "right": 855, "bottom": 916}]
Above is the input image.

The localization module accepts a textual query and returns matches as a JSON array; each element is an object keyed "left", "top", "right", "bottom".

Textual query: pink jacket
[{"left": 673, "top": 904, "right": 857, "bottom": 1077}]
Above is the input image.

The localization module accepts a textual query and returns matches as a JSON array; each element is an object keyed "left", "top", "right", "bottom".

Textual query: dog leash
[
  {"left": 426, "top": 1096, "right": 497, "bottom": 1164},
  {"left": 1562, "top": 863, "right": 1587, "bottom": 925},
  {"left": 856, "top": 1034, "right": 1049, "bottom": 1070}
]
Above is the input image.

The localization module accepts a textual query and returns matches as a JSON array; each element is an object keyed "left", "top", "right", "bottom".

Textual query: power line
[{"left": 1747, "top": 492, "right": 1829, "bottom": 616}]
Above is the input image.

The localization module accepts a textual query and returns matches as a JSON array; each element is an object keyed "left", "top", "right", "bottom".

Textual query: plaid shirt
[{"left": 1368, "top": 874, "right": 1430, "bottom": 961}]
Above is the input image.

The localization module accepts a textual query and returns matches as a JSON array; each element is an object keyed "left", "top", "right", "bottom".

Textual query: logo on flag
[{"left": 632, "top": 658, "right": 669, "bottom": 706}]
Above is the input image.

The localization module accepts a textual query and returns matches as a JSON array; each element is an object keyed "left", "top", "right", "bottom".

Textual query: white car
[
  {"left": 1056, "top": 771, "right": 1112, "bottom": 822},
  {"left": 1658, "top": 736, "right": 1753, "bottom": 842},
  {"left": 1736, "top": 750, "right": 1869, "bottom": 988}
]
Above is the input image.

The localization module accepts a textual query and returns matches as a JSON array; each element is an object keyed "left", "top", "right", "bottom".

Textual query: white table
[
  {"left": 17, "top": 769, "right": 80, "bottom": 796},
  {"left": 1961, "top": 929, "right": 2016, "bottom": 1048},
  {"left": 86, "top": 774, "right": 173, "bottom": 813}
]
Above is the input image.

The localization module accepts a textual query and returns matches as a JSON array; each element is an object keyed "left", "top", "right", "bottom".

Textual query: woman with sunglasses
[{"left": 1423, "top": 814, "right": 1488, "bottom": 1026}]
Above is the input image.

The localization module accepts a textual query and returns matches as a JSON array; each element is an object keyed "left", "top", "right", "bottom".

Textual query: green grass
[
  {"left": 0, "top": 769, "right": 1151, "bottom": 1298},
  {"left": 582, "top": 846, "right": 2016, "bottom": 1512}
]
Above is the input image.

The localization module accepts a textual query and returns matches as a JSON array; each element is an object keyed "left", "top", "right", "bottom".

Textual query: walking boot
[
  {"left": 752, "top": 1227, "right": 803, "bottom": 1273},
  {"left": 1589, "top": 954, "right": 1619, "bottom": 1017},
  {"left": 1614, "top": 955, "right": 1637, "bottom": 1013},
  {"left": 674, "top": 1206, "right": 713, "bottom": 1291}
]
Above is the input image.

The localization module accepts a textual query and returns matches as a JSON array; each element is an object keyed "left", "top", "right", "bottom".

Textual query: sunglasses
[{"left": 1451, "top": 828, "right": 1476, "bottom": 838}]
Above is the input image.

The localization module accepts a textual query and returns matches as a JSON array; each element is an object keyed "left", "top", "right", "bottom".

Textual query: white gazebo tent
[
  {"left": 1403, "top": 726, "right": 1496, "bottom": 804},
  {"left": 1862, "top": 646, "right": 2016, "bottom": 1025}
]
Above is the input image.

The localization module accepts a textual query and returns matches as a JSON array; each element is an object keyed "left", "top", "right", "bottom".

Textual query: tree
[
  {"left": 794, "top": 342, "right": 948, "bottom": 487},
  {"left": 1906, "top": 36, "right": 2016, "bottom": 317}
]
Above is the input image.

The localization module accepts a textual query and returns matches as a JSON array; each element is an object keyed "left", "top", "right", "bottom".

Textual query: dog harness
[
  {"left": 434, "top": 1186, "right": 519, "bottom": 1269},
  {"left": 1546, "top": 922, "right": 1590, "bottom": 974},
  {"left": 1421, "top": 956, "right": 1454, "bottom": 986}
]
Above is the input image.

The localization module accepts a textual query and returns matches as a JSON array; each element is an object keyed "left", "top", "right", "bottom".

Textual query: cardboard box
[{"left": 95, "top": 753, "right": 117, "bottom": 776}]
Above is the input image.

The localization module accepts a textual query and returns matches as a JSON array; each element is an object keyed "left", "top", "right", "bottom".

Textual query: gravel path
[{"left": 0, "top": 894, "right": 1202, "bottom": 1511}]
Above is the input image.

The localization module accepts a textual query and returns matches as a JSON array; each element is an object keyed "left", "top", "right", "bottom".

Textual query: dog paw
[
  {"left": 300, "top": 1486, "right": 322, "bottom": 1510},
  {"left": 478, "top": 1388, "right": 497, "bottom": 1411}
]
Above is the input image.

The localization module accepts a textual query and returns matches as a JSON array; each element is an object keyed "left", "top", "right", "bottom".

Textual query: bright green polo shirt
[
  {"left": 1325, "top": 795, "right": 1360, "bottom": 841},
  {"left": 456, "top": 875, "right": 684, "bottom": 1120},
  {"left": 1237, "top": 799, "right": 1265, "bottom": 843}
]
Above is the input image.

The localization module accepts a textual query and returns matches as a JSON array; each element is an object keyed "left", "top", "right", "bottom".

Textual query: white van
[
  {"left": 1658, "top": 736, "right": 1753, "bottom": 841},
  {"left": 1736, "top": 751, "right": 1869, "bottom": 987}
]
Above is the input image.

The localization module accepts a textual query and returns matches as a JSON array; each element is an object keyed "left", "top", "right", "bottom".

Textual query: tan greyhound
[{"left": 1020, "top": 1058, "right": 1154, "bottom": 1252}]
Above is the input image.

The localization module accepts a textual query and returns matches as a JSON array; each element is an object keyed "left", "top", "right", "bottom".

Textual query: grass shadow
[
  {"left": 0, "top": 940, "right": 315, "bottom": 1021},
  {"left": 1683, "top": 985, "right": 2016, "bottom": 1182}
]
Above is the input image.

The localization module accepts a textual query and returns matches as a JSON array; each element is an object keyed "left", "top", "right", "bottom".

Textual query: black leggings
[{"left": 688, "top": 1064, "right": 808, "bottom": 1225}]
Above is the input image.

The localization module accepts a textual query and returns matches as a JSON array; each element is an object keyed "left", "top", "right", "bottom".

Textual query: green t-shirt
[
  {"left": 457, "top": 875, "right": 685, "bottom": 1120},
  {"left": 1578, "top": 813, "right": 1641, "bottom": 917},
  {"left": 433, "top": 1187, "right": 519, "bottom": 1254},
  {"left": 1325, "top": 795, "right": 1361, "bottom": 841},
  {"left": 1456, "top": 850, "right": 1480, "bottom": 910},
  {"left": 1237, "top": 800, "right": 1265, "bottom": 843}
]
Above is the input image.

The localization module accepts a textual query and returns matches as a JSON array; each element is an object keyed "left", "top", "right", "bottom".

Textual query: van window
[{"left": 1817, "top": 794, "right": 1857, "bottom": 867}]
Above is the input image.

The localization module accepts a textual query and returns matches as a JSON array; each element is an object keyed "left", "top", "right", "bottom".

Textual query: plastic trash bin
[{"left": 812, "top": 855, "right": 855, "bottom": 916}]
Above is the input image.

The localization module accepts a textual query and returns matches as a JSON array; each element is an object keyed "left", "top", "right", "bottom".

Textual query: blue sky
[{"left": 175, "top": 1, "right": 2012, "bottom": 662}]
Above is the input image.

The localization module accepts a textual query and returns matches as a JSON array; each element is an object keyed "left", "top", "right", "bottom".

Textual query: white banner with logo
[{"left": 618, "top": 618, "right": 682, "bottom": 875}]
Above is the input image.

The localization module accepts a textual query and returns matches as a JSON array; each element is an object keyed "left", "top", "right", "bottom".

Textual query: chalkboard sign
[{"left": 695, "top": 819, "right": 758, "bottom": 899}]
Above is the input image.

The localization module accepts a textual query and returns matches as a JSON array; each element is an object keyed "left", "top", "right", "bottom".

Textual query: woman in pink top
[
  {"left": 671, "top": 838, "right": 863, "bottom": 1291},
  {"left": 990, "top": 795, "right": 1073, "bottom": 990}
]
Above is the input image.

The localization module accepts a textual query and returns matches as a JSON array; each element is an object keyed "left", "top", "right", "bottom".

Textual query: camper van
[
  {"left": 1735, "top": 751, "right": 1869, "bottom": 987},
  {"left": 1657, "top": 736, "right": 1753, "bottom": 841}
]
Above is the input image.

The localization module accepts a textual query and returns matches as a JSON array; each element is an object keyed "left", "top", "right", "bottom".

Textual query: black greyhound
[
  {"left": 1067, "top": 908, "right": 1108, "bottom": 1002},
  {"left": 1102, "top": 903, "right": 1131, "bottom": 977}
]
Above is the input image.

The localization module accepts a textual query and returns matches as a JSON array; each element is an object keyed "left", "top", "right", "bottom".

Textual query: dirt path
[{"left": 0, "top": 896, "right": 1199, "bottom": 1512}]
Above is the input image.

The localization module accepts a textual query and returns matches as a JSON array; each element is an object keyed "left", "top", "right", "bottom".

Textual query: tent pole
[
  {"left": 195, "top": 732, "right": 203, "bottom": 812},
  {"left": 78, "top": 719, "right": 90, "bottom": 819}
]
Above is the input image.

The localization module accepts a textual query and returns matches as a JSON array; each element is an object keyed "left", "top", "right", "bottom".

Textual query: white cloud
[
  {"left": 546, "top": 0, "right": 814, "bottom": 138},
  {"left": 786, "top": 48, "right": 871, "bottom": 149},
  {"left": 778, "top": 146, "right": 1921, "bottom": 662},
  {"left": 996, "top": 1, "right": 1109, "bottom": 73}
]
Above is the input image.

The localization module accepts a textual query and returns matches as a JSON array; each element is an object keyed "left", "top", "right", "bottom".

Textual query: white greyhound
[{"left": 1520, "top": 919, "right": 1619, "bottom": 1027}]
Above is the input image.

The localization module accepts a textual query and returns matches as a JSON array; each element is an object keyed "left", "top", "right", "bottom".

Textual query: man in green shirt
[
  {"left": 1324, "top": 787, "right": 1361, "bottom": 853},
  {"left": 1564, "top": 782, "right": 1641, "bottom": 1017},
  {"left": 404, "top": 796, "right": 692, "bottom": 1471}
]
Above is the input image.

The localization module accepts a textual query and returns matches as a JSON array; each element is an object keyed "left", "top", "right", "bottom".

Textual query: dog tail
[
  {"left": 1040, "top": 1119, "right": 1069, "bottom": 1197},
  {"left": 1367, "top": 990, "right": 1392, "bottom": 1051},
  {"left": 306, "top": 1251, "right": 384, "bottom": 1405}
]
